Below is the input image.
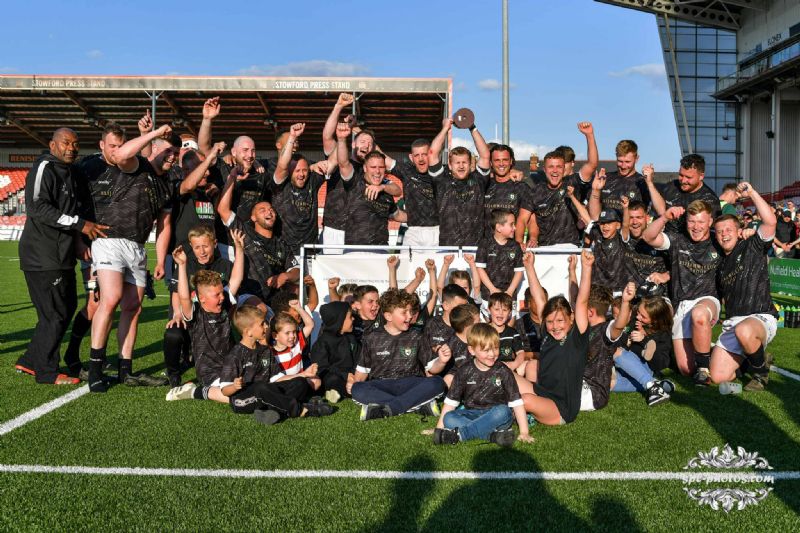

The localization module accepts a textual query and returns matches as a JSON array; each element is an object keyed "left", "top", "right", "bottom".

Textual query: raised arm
[
  {"left": 471, "top": 124, "right": 490, "bottom": 169},
  {"left": 216, "top": 166, "right": 247, "bottom": 225},
  {"left": 228, "top": 228, "right": 246, "bottom": 297},
  {"left": 404, "top": 267, "right": 426, "bottom": 294},
  {"left": 566, "top": 185, "right": 592, "bottom": 226},
  {"left": 137, "top": 110, "right": 153, "bottom": 158},
  {"left": 642, "top": 206, "right": 684, "bottom": 249},
  {"left": 577, "top": 122, "right": 598, "bottom": 182},
  {"left": 290, "top": 300, "right": 315, "bottom": 339},
  {"left": 741, "top": 182, "right": 776, "bottom": 239},
  {"left": 642, "top": 164, "right": 666, "bottom": 216},
  {"left": 522, "top": 251, "right": 547, "bottom": 319},
  {"left": 198, "top": 97, "right": 220, "bottom": 154},
  {"left": 428, "top": 118, "right": 453, "bottom": 167},
  {"left": 173, "top": 246, "right": 193, "bottom": 320},
  {"left": 323, "top": 93, "right": 354, "bottom": 156},
  {"left": 620, "top": 196, "right": 631, "bottom": 241},
  {"left": 575, "top": 250, "right": 594, "bottom": 334},
  {"left": 611, "top": 282, "right": 635, "bottom": 339},
  {"left": 588, "top": 168, "right": 605, "bottom": 220},
  {"left": 274, "top": 123, "right": 305, "bottom": 185},
  {"left": 115, "top": 125, "right": 173, "bottom": 169},
  {"left": 387, "top": 256, "right": 399, "bottom": 290},
  {"left": 567, "top": 255, "right": 578, "bottom": 309},
  {"left": 437, "top": 254, "right": 454, "bottom": 293},
  {"left": 336, "top": 122, "right": 354, "bottom": 180},
  {"left": 180, "top": 142, "right": 225, "bottom": 195},
  {"left": 304, "top": 275, "right": 319, "bottom": 312},
  {"left": 327, "top": 277, "right": 341, "bottom": 302},
  {"left": 464, "top": 253, "right": 481, "bottom": 300},
  {"left": 424, "top": 259, "right": 438, "bottom": 315}
]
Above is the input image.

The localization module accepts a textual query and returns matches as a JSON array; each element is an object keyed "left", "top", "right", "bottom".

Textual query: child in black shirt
[
  {"left": 476, "top": 209, "right": 524, "bottom": 300},
  {"left": 433, "top": 323, "right": 533, "bottom": 447},
  {"left": 310, "top": 301, "right": 357, "bottom": 404},
  {"left": 349, "top": 290, "right": 447, "bottom": 421},
  {"left": 441, "top": 303, "right": 481, "bottom": 387}
]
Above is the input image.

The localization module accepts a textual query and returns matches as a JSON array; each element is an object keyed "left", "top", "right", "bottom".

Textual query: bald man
[
  {"left": 17, "top": 128, "right": 108, "bottom": 384},
  {"left": 198, "top": 97, "right": 271, "bottom": 221}
]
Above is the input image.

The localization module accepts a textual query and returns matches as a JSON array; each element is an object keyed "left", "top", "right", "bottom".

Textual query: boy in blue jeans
[
  {"left": 434, "top": 323, "right": 534, "bottom": 447},
  {"left": 348, "top": 290, "right": 448, "bottom": 421}
]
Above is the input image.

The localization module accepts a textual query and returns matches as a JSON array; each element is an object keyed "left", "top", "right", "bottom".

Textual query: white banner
[{"left": 306, "top": 245, "right": 582, "bottom": 311}]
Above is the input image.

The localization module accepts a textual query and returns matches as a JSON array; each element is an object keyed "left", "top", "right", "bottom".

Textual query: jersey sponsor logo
[
  {"left": 376, "top": 350, "right": 390, "bottom": 356},
  {"left": 466, "top": 380, "right": 477, "bottom": 385},
  {"left": 233, "top": 396, "right": 259, "bottom": 407}
]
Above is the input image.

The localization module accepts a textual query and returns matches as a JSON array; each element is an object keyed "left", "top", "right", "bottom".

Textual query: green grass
[{"left": 1, "top": 241, "right": 799, "bottom": 531}]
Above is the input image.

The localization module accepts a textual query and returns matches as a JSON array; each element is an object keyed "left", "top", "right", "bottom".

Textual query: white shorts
[
  {"left": 716, "top": 314, "right": 777, "bottom": 356},
  {"left": 403, "top": 226, "right": 440, "bottom": 248},
  {"left": 672, "top": 296, "right": 721, "bottom": 340},
  {"left": 92, "top": 238, "right": 148, "bottom": 287},
  {"left": 579, "top": 380, "right": 596, "bottom": 412},
  {"left": 322, "top": 226, "right": 344, "bottom": 255}
]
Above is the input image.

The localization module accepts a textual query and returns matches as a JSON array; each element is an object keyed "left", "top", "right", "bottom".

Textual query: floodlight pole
[{"left": 502, "top": 0, "right": 509, "bottom": 144}]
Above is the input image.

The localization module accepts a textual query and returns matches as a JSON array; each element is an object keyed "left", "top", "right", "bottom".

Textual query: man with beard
[
  {"left": 642, "top": 200, "right": 723, "bottom": 386},
  {"left": 391, "top": 138, "right": 440, "bottom": 247},
  {"left": 217, "top": 167, "right": 299, "bottom": 304},
  {"left": 320, "top": 93, "right": 399, "bottom": 249},
  {"left": 710, "top": 182, "right": 777, "bottom": 391},
  {"left": 85, "top": 123, "right": 177, "bottom": 392},
  {"left": 146, "top": 134, "right": 182, "bottom": 282},
  {"left": 336, "top": 123, "right": 407, "bottom": 245},
  {"left": 526, "top": 151, "right": 592, "bottom": 247},
  {"left": 271, "top": 123, "right": 328, "bottom": 252},
  {"left": 427, "top": 117, "right": 491, "bottom": 247},
  {"left": 484, "top": 144, "right": 533, "bottom": 244},
  {"left": 595, "top": 139, "right": 664, "bottom": 215},
  {"left": 657, "top": 154, "right": 719, "bottom": 233},
  {"left": 198, "top": 96, "right": 270, "bottom": 221},
  {"left": 16, "top": 128, "right": 108, "bottom": 384}
]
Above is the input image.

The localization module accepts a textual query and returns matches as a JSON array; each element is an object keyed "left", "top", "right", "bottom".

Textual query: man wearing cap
[
  {"left": 17, "top": 128, "right": 108, "bottom": 384},
  {"left": 774, "top": 208, "right": 798, "bottom": 258}
]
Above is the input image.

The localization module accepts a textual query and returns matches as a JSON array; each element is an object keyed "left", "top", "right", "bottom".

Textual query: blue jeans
[
  {"left": 612, "top": 349, "right": 654, "bottom": 393},
  {"left": 443, "top": 405, "right": 513, "bottom": 441},
  {"left": 352, "top": 376, "right": 445, "bottom": 415}
]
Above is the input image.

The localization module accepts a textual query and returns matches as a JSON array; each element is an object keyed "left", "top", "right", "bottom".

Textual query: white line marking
[
  {"left": 0, "top": 464, "right": 797, "bottom": 481},
  {"left": 0, "top": 385, "right": 89, "bottom": 436},
  {"left": 772, "top": 365, "right": 800, "bottom": 382}
]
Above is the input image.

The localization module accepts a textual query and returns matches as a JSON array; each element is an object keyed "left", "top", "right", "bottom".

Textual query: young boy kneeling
[
  {"left": 433, "top": 323, "right": 533, "bottom": 447},
  {"left": 348, "top": 290, "right": 448, "bottom": 421},
  {"left": 219, "top": 305, "right": 334, "bottom": 425}
]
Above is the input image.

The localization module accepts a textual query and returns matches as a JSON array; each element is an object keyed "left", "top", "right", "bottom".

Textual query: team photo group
[{"left": 17, "top": 91, "right": 780, "bottom": 448}]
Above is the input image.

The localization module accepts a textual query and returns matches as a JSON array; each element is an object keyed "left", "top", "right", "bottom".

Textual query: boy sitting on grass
[
  {"left": 310, "top": 301, "right": 357, "bottom": 404},
  {"left": 219, "top": 305, "right": 334, "bottom": 425},
  {"left": 475, "top": 209, "right": 525, "bottom": 302},
  {"left": 348, "top": 290, "right": 448, "bottom": 421},
  {"left": 423, "top": 283, "right": 469, "bottom": 351},
  {"left": 441, "top": 303, "right": 482, "bottom": 387},
  {"left": 434, "top": 323, "right": 533, "bottom": 447}
]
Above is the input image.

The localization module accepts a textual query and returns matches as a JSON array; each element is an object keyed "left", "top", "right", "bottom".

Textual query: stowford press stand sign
[{"left": 769, "top": 258, "right": 800, "bottom": 297}]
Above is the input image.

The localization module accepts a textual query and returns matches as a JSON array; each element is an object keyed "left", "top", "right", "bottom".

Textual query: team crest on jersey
[
  {"left": 261, "top": 358, "right": 271, "bottom": 368},
  {"left": 711, "top": 252, "right": 718, "bottom": 259},
  {"left": 402, "top": 346, "right": 417, "bottom": 357},
  {"left": 492, "top": 376, "right": 502, "bottom": 387},
  {"left": 509, "top": 252, "right": 516, "bottom": 259},
  {"left": 628, "top": 192, "right": 635, "bottom": 198},
  {"left": 509, "top": 193, "right": 516, "bottom": 201},
  {"left": 502, "top": 346, "right": 512, "bottom": 356}
]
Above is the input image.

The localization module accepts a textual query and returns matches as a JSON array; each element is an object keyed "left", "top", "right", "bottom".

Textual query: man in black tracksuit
[
  {"left": 17, "top": 128, "right": 107, "bottom": 384},
  {"left": 310, "top": 301, "right": 358, "bottom": 402}
]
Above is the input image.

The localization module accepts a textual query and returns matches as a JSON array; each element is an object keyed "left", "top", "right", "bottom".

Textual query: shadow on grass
[{"left": 672, "top": 388, "right": 800, "bottom": 516}]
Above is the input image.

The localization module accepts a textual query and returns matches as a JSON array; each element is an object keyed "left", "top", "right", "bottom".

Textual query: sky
[{"left": 0, "top": 0, "right": 681, "bottom": 169}]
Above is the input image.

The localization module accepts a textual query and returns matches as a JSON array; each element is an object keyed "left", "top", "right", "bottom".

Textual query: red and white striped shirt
[{"left": 271, "top": 332, "right": 307, "bottom": 381}]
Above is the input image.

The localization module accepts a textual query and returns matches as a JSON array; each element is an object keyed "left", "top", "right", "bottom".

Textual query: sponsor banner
[{"left": 769, "top": 257, "right": 800, "bottom": 297}]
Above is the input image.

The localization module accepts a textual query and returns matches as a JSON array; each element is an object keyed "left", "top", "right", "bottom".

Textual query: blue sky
[{"left": 0, "top": 0, "right": 680, "bottom": 168}]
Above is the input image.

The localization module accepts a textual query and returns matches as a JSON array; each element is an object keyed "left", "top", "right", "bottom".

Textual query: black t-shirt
[
  {"left": 623, "top": 235, "right": 668, "bottom": 287},
  {"left": 423, "top": 315, "right": 454, "bottom": 348},
  {"left": 226, "top": 215, "right": 298, "bottom": 300},
  {"left": 588, "top": 225, "right": 627, "bottom": 292},
  {"left": 584, "top": 322, "right": 617, "bottom": 410},
  {"left": 528, "top": 175, "right": 589, "bottom": 246},
  {"left": 216, "top": 159, "right": 271, "bottom": 222},
  {"left": 483, "top": 179, "right": 531, "bottom": 238},
  {"left": 429, "top": 162, "right": 490, "bottom": 246},
  {"left": 171, "top": 185, "right": 220, "bottom": 250},
  {"left": 516, "top": 313, "right": 543, "bottom": 353},
  {"left": 184, "top": 298, "right": 234, "bottom": 386},
  {"left": 717, "top": 233, "right": 777, "bottom": 318},
  {"left": 168, "top": 248, "right": 233, "bottom": 294},
  {"left": 269, "top": 172, "right": 325, "bottom": 253},
  {"left": 352, "top": 313, "right": 383, "bottom": 343},
  {"left": 323, "top": 160, "right": 363, "bottom": 231},
  {"left": 444, "top": 334, "right": 471, "bottom": 375},
  {"left": 78, "top": 153, "right": 114, "bottom": 222},
  {"left": 661, "top": 231, "right": 722, "bottom": 302},
  {"left": 534, "top": 326, "right": 589, "bottom": 423},
  {"left": 659, "top": 180, "right": 720, "bottom": 234},
  {"left": 475, "top": 237, "right": 524, "bottom": 299},
  {"left": 356, "top": 327, "right": 432, "bottom": 380},
  {"left": 393, "top": 162, "right": 439, "bottom": 227},
  {"left": 600, "top": 171, "right": 649, "bottom": 212},
  {"left": 445, "top": 360, "right": 522, "bottom": 410},
  {"left": 219, "top": 343, "right": 280, "bottom": 386},
  {"left": 775, "top": 219, "right": 797, "bottom": 244},
  {"left": 83, "top": 155, "right": 170, "bottom": 244},
  {"left": 498, "top": 325, "right": 525, "bottom": 363},
  {"left": 344, "top": 174, "right": 397, "bottom": 245}
]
